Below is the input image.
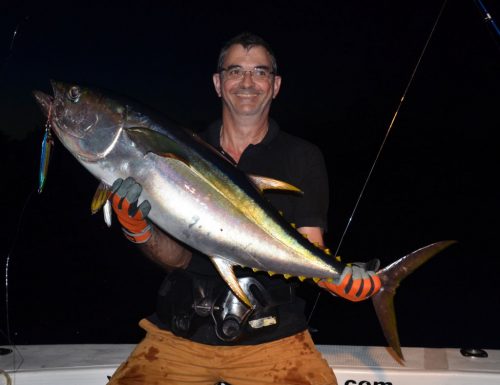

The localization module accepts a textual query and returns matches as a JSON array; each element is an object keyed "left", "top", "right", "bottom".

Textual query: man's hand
[
  {"left": 111, "top": 177, "right": 152, "bottom": 244},
  {"left": 318, "top": 260, "right": 382, "bottom": 302}
]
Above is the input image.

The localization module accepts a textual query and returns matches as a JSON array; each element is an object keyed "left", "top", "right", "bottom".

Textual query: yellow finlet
[
  {"left": 283, "top": 273, "right": 292, "bottom": 279},
  {"left": 298, "top": 276, "right": 306, "bottom": 282}
]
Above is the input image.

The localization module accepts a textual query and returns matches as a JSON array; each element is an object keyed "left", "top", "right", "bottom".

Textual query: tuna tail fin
[{"left": 372, "top": 240, "right": 457, "bottom": 362}]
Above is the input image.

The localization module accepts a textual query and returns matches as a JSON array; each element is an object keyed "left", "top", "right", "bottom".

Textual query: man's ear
[
  {"left": 272, "top": 75, "right": 282, "bottom": 99},
  {"left": 213, "top": 73, "right": 222, "bottom": 97}
]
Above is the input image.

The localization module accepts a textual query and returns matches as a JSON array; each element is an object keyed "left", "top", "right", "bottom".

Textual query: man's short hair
[{"left": 216, "top": 32, "right": 278, "bottom": 74}]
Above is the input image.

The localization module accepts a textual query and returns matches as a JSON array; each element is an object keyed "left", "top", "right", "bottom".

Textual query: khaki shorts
[{"left": 107, "top": 318, "right": 337, "bottom": 385}]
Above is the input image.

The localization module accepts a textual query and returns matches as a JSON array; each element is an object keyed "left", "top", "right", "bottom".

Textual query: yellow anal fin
[
  {"left": 247, "top": 174, "right": 303, "bottom": 194},
  {"left": 91, "top": 181, "right": 112, "bottom": 214},
  {"left": 211, "top": 256, "right": 253, "bottom": 308}
]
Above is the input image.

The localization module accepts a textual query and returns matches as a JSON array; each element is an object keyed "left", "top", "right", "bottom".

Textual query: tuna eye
[{"left": 67, "top": 86, "right": 81, "bottom": 103}]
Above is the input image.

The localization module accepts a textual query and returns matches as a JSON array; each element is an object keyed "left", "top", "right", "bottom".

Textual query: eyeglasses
[{"left": 220, "top": 66, "right": 276, "bottom": 81}]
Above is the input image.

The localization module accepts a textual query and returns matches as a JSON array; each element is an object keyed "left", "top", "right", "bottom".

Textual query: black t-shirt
[{"left": 149, "top": 119, "right": 329, "bottom": 345}]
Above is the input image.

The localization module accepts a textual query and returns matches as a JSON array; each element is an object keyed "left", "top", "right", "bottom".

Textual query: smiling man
[
  {"left": 107, "top": 32, "right": 380, "bottom": 385},
  {"left": 213, "top": 42, "right": 282, "bottom": 159}
]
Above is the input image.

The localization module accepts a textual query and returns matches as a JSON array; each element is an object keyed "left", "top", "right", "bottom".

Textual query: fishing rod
[
  {"left": 307, "top": 0, "right": 449, "bottom": 325},
  {"left": 309, "top": 0, "right": 499, "bottom": 326},
  {"left": 332, "top": 0, "right": 449, "bottom": 260},
  {"left": 473, "top": 0, "right": 500, "bottom": 51}
]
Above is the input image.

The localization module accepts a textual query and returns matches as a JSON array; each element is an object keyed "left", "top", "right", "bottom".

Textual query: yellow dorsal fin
[{"left": 248, "top": 174, "right": 303, "bottom": 194}]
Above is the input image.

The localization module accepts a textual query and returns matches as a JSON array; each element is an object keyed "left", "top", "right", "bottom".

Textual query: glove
[
  {"left": 110, "top": 177, "right": 152, "bottom": 243},
  {"left": 317, "top": 260, "right": 382, "bottom": 302}
]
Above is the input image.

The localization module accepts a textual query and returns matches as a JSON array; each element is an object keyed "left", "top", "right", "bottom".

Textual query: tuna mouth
[
  {"left": 33, "top": 90, "right": 54, "bottom": 117},
  {"left": 33, "top": 79, "right": 69, "bottom": 117}
]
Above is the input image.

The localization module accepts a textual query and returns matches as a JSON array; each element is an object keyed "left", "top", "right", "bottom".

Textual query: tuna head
[{"left": 33, "top": 80, "right": 126, "bottom": 162}]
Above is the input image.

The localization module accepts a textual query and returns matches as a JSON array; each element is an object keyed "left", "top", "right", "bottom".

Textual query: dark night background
[{"left": 1, "top": 0, "right": 499, "bottom": 352}]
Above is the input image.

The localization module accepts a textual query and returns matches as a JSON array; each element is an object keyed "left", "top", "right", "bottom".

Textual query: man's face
[{"left": 213, "top": 44, "right": 281, "bottom": 118}]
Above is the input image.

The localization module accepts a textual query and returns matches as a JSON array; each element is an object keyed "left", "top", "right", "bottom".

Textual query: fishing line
[
  {"left": 1, "top": 13, "right": 32, "bottom": 380},
  {"left": 2, "top": 110, "right": 52, "bottom": 370},
  {"left": 2, "top": 188, "right": 33, "bottom": 371},
  {"left": 2, "top": 120, "right": 52, "bottom": 376},
  {"left": 307, "top": 0, "right": 449, "bottom": 325},
  {"left": 1, "top": 16, "right": 29, "bottom": 81}
]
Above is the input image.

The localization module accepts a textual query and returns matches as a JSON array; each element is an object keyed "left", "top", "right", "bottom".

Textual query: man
[{"left": 107, "top": 32, "right": 380, "bottom": 385}]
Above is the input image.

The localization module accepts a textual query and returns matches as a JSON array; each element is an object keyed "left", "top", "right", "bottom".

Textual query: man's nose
[{"left": 240, "top": 71, "right": 255, "bottom": 86}]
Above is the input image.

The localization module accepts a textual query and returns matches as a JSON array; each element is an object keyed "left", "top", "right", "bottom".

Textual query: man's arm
[
  {"left": 110, "top": 177, "right": 192, "bottom": 271},
  {"left": 299, "top": 226, "right": 381, "bottom": 302},
  {"left": 297, "top": 226, "right": 324, "bottom": 247},
  {"left": 136, "top": 224, "right": 192, "bottom": 270}
]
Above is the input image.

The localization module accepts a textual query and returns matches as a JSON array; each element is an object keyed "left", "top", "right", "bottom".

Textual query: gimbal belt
[{"left": 156, "top": 270, "right": 295, "bottom": 342}]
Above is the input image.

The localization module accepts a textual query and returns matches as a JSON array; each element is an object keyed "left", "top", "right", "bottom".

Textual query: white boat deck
[{"left": 1, "top": 344, "right": 499, "bottom": 384}]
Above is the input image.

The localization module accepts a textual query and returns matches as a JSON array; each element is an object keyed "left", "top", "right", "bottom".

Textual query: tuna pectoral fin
[
  {"left": 124, "top": 127, "right": 190, "bottom": 165},
  {"left": 372, "top": 240, "right": 457, "bottom": 362},
  {"left": 91, "top": 182, "right": 113, "bottom": 227},
  {"left": 211, "top": 256, "right": 253, "bottom": 308},
  {"left": 91, "top": 181, "right": 112, "bottom": 214}
]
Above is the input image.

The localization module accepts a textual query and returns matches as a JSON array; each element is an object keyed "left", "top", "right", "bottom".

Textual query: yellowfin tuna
[{"left": 33, "top": 81, "right": 455, "bottom": 361}]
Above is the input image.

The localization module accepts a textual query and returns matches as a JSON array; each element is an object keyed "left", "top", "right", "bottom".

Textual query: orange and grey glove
[
  {"left": 110, "top": 177, "right": 152, "bottom": 244},
  {"left": 317, "top": 260, "right": 382, "bottom": 302}
]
